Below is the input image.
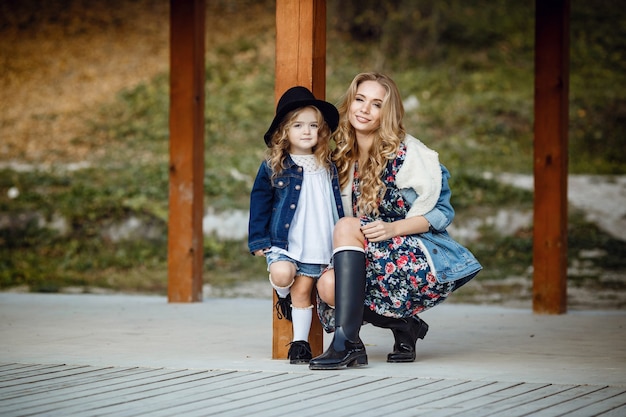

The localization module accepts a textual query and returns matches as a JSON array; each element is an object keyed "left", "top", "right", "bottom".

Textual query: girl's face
[
  {"left": 287, "top": 107, "right": 320, "bottom": 155},
  {"left": 348, "top": 80, "right": 386, "bottom": 138}
]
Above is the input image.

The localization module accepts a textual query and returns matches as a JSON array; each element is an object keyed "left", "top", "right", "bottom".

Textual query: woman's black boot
[
  {"left": 309, "top": 248, "right": 367, "bottom": 370},
  {"left": 387, "top": 317, "right": 429, "bottom": 362},
  {"left": 363, "top": 308, "right": 429, "bottom": 363}
]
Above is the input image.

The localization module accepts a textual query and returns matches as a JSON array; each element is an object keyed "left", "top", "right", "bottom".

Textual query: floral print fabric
[{"left": 318, "top": 142, "right": 454, "bottom": 332}]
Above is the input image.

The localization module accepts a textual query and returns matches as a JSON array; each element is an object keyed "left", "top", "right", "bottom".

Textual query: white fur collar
[{"left": 396, "top": 134, "right": 442, "bottom": 217}]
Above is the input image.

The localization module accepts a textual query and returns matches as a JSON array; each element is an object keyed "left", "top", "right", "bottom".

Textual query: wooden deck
[
  {"left": 1, "top": 293, "right": 625, "bottom": 416},
  {"left": 1, "top": 362, "right": 625, "bottom": 416}
]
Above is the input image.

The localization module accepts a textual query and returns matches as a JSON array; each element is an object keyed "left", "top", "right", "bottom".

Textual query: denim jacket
[
  {"left": 248, "top": 156, "right": 345, "bottom": 254},
  {"left": 402, "top": 163, "right": 481, "bottom": 283}
]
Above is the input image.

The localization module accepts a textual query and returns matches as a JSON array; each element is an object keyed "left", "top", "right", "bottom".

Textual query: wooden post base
[{"left": 272, "top": 289, "right": 324, "bottom": 359}]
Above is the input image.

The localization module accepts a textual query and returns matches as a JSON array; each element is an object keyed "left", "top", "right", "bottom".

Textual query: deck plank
[
  {"left": 545, "top": 386, "right": 626, "bottom": 417},
  {"left": 499, "top": 384, "right": 613, "bottom": 417},
  {"left": 0, "top": 364, "right": 77, "bottom": 382},
  {"left": 0, "top": 365, "right": 113, "bottom": 391},
  {"left": 96, "top": 371, "right": 317, "bottom": 417},
  {"left": 342, "top": 379, "right": 496, "bottom": 416},
  {"left": 90, "top": 370, "right": 281, "bottom": 417},
  {"left": 0, "top": 364, "right": 46, "bottom": 373},
  {"left": 0, "top": 368, "right": 206, "bottom": 416},
  {"left": 296, "top": 376, "right": 446, "bottom": 416},
  {"left": 383, "top": 380, "right": 524, "bottom": 417},
  {"left": 390, "top": 382, "right": 530, "bottom": 417},
  {"left": 251, "top": 377, "right": 463, "bottom": 417},
  {"left": 565, "top": 390, "right": 626, "bottom": 417},
  {"left": 212, "top": 374, "right": 403, "bottom": 416},
  {"left": 449, "top": 384, "right": 578, "bottom": 417},
  {"left": 0, "top": 367, "right": 227, "bottom": 406},
  {"left": 597, "top": 403, "right": 626, "bottom": 417},
  {"left": 30, "top": 369, "right": 233, "bottom": 416},
  {"left": 77, "top": 371, "right": 297, "bottom": 417},
  {"left": 140, "top": 372, "right": 358, "bottom": 417}
]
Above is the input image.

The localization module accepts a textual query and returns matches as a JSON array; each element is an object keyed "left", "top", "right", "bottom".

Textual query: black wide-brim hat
[{"left": 264, "top": 86, "right": 339, "bottom": 146}]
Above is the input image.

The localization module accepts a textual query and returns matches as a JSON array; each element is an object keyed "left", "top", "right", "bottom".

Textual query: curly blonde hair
[
  {"left": 333, "top": 72, "right": 406, "bottom": 216},
  {"left": 266, "top": 106, "right": 333, "bottom": 177}
]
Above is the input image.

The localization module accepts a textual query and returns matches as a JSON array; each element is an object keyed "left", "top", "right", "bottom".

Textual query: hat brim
[{"left": 263, "top": 99, "right": 339, "bottom": 146}]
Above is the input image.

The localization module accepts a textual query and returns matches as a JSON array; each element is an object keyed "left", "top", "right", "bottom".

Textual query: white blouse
[{"left": 275, "top": 154, "right": 335, "bottom": 264}]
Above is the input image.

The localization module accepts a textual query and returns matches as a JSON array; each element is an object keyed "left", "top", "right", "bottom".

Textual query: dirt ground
[{"left": 0, "top": 0, "right": 272, "bottom": 165}]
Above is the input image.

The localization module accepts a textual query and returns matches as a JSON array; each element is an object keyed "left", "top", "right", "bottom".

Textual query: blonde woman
[{"left": 309, "top": 73, "right": 481, "bottom": 370}]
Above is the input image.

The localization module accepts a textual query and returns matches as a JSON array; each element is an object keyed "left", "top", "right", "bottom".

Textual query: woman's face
[{"left": 348, "top": 80, "right": 386, "bottom": 138}]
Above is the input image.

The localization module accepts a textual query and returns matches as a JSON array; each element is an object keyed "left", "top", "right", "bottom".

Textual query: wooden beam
[
  {"left": 275, "top": 0, "right": 327, "bottom": 97},
  {"left": 273, "top": 0, "right": 327, "bottom": 359},
  {"left": 168, "top": 0, "right": 205, "bottom": 303},
  {"left": 533, "top": 0, "right": 570, "bottom": 314}
]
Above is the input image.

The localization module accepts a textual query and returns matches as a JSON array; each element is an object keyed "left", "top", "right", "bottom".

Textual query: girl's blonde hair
[
  {"left": 333, "top": 72, "right": 406, "bottom": 216},
  {"left": 266, "top": 106, "right": 333, "bottom": 177}
]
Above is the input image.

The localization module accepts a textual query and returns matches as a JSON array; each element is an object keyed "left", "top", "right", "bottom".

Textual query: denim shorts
[{"left": 264, "top": 248, "right": 326, "bottom": 279}]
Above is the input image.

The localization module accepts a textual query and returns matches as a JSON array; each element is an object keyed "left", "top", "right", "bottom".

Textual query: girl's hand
[
  {"left": 253, "top": 249, "right": 268, "bottom": 257},
  {"left": 360, "top": 220, "right": 396, "bottom": 242}
]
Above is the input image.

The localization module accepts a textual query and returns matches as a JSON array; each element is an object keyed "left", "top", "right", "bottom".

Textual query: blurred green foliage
[{"left": 1, "top": 0, "right": 624, "bottom": 295}]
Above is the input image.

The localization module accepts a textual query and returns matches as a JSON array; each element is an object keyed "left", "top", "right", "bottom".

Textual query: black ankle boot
[
  {"left": 387, "top": 317, "right": 429, "bottom": 362},
  {"left": 309, "top": 248, "right": 367, "bottom": 370},
  {"left": 362, "top": 309, "right": 429, "bottom": 363}
]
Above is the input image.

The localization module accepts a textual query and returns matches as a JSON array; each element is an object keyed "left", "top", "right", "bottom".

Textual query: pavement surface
[{"left": 1, "top": 292, "right": 625, "bottom": 387}]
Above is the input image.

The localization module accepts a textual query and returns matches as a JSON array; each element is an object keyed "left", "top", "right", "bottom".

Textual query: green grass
[{"left": 1, "top": 0, "right": 625, "bottom": 296}]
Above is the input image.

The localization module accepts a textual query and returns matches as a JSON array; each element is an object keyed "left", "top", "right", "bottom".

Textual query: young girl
[{"left": 248, "top": 86, "right": 344, "bottom": 364}]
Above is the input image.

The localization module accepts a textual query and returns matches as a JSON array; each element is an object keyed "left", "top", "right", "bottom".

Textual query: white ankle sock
[{"left": 291, "top": 305, "right": 313, "bottom": 341}]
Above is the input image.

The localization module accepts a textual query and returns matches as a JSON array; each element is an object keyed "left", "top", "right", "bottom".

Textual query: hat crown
[{"left": 276, "top": 86, "right": 317, "bottom": 114}]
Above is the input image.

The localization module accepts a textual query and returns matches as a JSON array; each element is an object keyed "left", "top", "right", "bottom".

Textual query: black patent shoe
[
  {"left": 387, "top": 317, "right": 429, "bottom": 363},
  {"left": 288, "top": 340, "right": 312, "bottom": 364},
  {"left": 309, "top": 337, "right": 368, "bottom": 370},
  {"left": 275, "top": 292, "right": 292, "bottom": 321}
]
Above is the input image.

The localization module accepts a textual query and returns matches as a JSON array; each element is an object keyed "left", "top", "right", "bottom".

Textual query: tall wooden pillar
[
  {"left": 168, "top": 0, "right": 205, "bottom": 303},
  {"left": 272, "top": 0, "right": 327, "bottom": 358},
  {"left": 533, "top": 0, "right": 570, "bottom": 314}
]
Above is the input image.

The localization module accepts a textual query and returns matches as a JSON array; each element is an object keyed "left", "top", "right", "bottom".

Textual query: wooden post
[
  {"left": 533, "top": 0, "right": 570, "bottom": 314},
  {"left": 273, "top": 0, "right": 327, "bottom": 359},
  {"left": 168, "top": 0, "right": 205, "bottom": 303}
]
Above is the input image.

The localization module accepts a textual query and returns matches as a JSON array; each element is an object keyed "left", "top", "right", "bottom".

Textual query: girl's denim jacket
[{"left": 248, "top": 156, "right": 345, "bottom": 254}]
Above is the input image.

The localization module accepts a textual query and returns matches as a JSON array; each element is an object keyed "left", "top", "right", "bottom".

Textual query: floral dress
[{"left": 318, "top": 143, "right": 455, "bottom": 333}]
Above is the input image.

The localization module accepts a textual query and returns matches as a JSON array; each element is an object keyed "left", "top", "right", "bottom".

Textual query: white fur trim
[{"left": 395, "top": 135, "right": 442, "bottom": 217}]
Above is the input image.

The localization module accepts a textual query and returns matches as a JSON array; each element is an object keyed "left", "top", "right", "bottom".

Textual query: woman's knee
[{"left": 333, "top": 217, "right": 363, "bottom": 246}]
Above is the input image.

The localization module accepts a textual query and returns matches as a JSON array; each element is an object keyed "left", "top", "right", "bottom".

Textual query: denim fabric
[
  {"left": 264, "top": 248, "right": 326, "bottom": 279},
  {"left": 410, "top": 165, "right": 481, "bottom": 283},
  {"left": 417, "top": 230, "right": 482, "bottom": 283},
  {"left": 248, "top": 156, "right": 344, "bottom": 254}
]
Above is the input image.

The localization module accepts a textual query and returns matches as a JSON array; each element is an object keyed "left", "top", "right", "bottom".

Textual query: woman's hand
[
  {"left": 360, "top": 216, "right": 431, "bottom": 242},
  {"left": 360, "top": 220, "right": 396, "bottom": 242}
]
